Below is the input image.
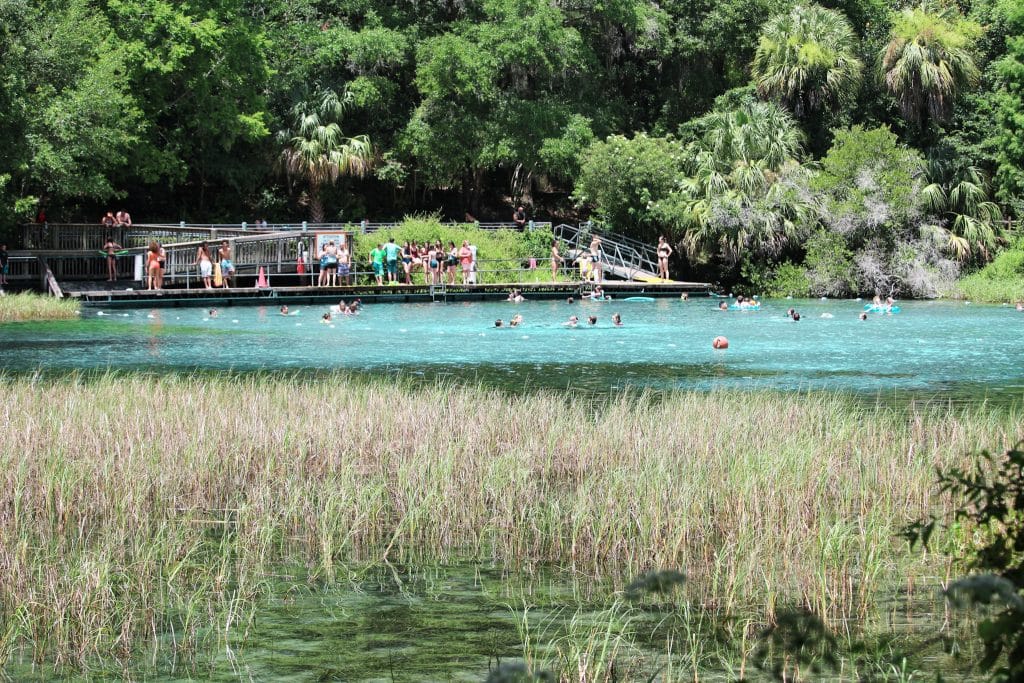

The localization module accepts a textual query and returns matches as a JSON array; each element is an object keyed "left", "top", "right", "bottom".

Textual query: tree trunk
[{"left": 309, "top": 184, "right": 325, "bottom": 223}]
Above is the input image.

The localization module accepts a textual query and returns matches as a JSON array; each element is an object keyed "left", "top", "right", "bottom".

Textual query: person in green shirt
[
  {"left": 370, "top": 243, "right": 385, "bottom": 285},
  {"left": 383, "top": 237, "right": 401, "bottom": 285}
]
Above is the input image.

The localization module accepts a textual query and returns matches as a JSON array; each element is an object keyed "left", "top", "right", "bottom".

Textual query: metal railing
[
  {"left": 3, "top": 255, "right": 42, "bottom": 281},
  {"left": 553, "top": 223, "right": 659, "bottom": 281},
  {"left": 20, "top": 221, "right": 554, "bottom": 251},
  {"left": 148, "top": 232, "right": 319, "bottom": 288},
  {"left": 20, "top": 223, "right": 255, "bottom": 251}
]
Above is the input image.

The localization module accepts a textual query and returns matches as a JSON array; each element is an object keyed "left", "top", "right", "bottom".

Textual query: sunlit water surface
[{"left": 2, "top": 298, "right": 1022, "bottom": 402}]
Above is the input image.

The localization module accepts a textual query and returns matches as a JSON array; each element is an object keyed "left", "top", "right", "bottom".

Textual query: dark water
[{"left": 2, "top": 298, "right": 1023, "bottom": 404}]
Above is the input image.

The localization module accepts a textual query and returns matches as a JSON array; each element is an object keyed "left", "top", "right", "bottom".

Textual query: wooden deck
[{"left": 64, "top": 279, "right": 714, "bottom": 307}]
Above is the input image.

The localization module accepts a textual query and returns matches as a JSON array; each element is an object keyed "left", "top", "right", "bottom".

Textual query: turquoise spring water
[{"left": 2, "top": 297, "right": 1022, "bottom": 401}]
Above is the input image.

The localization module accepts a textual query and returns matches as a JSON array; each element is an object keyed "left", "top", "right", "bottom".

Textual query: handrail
[{"left": 553, "top": 223, "right": 661, "bottom": 281}]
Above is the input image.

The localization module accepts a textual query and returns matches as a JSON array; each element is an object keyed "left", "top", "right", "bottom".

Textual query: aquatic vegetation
[
  {"left": 0, "top": 292, "right": 79, "bottom": 322},
  {"left": 0, "top": 372, "right": 1020, "bottom": 672}
]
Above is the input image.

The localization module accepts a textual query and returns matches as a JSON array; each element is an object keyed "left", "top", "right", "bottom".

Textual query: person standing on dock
[
  {"left": 338, "top": 240, "right": 351, "bottom": 285},
  {"left": 100, "top": 211, "right": 115, "bottom": 228},
  {"left": 370, "top": 243, "right": 385, "bottom": 285},
  {"left": 115, "top": 209, "right": 132, "bottom": 228},
  {"left": 656, "top": 236, "right": 672, "bottom": 281},
  {"left": 102, "top": 236, "right": 123, "bottom": 282},
  {"left": 0, "top": 243, "right": 9, "bottom": 285},
  {"left": 218, "top": 240, "right": 234, "bottom": 288},
  {"left": 550, "top": 240, "right": 564, "bottom": 281},
  {"left": 384, "top": 237, "right": 401, "bottom": 285},
  {"left": 195, "top": 241, "right": 213, "bottom": 289},
  {"left": 459, "top": 241, "right": 473, "bottom": 284},
  {"left": 589, "top": 236, "right": 603, "bottom": 283}
]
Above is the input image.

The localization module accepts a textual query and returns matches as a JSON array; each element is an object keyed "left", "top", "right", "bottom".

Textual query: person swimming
[
  {"left": 208, "top": 309, "right": 218, "bottom": 318},
  {"left": 718, "top": 301, "right": 729, "bottom": 311},
  {"left": 567, "top": 296, "right": 574, "bottom": 304},
  {"left": 564, "top": 315, "right": 579, "bottom": 327},
  {"left": 859, "top": 312, "right": 868, "bottom": 321},
  {"left": 510, "top": 314, "right": 523, "bottom": 327},
  {"left": 279, "top": 305, "right": 289, "bottom": 315},
  {"left": 611, "top": 312, "right": 622, "bottom": 326},
  {"left": 587, "top": 315, "right": 597, "bottom": 326},
  {"left": 494, "top": 319, "right": 504, "bottom": 327},
  {"left": 321, "top": 312, "right": 332, "bottom": 323}
]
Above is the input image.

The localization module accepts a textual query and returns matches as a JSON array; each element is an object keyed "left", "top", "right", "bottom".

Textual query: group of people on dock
[
  {"left": 192, "top": 240, "right": 234, "bottom": 290},
  {"left": 368, "top": 238, "right": 476, "bottom": 286}
]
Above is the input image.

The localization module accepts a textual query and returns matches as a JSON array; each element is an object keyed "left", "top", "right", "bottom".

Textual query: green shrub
[
  {"left": 744, "top": 255, "right": 811, "bottom": 297},
  {"left": 804, "top": 230, "right": 857, "bottom": 296},
  {"left": 955, "top": 239, "right": 1024, "bottom": 302},
  {"left": 350, "top": 216, "right": 556, "bottom": 284}
]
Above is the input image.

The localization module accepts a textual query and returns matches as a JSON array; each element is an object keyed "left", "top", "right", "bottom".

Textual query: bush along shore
[
  {"left": 0, "top": 372, "right": 1021, "bottom": 672},
  {"left": 0, "top": 292, "right": 79, "bottom": 322}
]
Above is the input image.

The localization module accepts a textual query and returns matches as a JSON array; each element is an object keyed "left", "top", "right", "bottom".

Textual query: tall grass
[
  {"left": 0, "top": 372, "right": 1019, "bottom": 670},
  {"left": 0, "top": 292, "right": 80, "bottom": 322}
]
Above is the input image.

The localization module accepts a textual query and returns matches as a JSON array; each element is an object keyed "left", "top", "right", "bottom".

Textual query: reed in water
[{"left": 0, "top": 371, "right": 1019, "bottom": 670}]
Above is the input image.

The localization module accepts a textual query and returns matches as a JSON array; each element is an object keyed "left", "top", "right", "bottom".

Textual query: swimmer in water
[
  {"left": 718, "top": 301, "right": 728, "bottom": 311},
  {"left": 564, "top": 315, "right": 579, "bottom": 327},
  {"left": 208, "top": 309, "right": 218, "bottom": 318},
  {"left": 1017, "top": 301, "right": 1024, "bottom": 311},
  {"left": 321, "top": 312, "right": 332, "bottom": 323},
  {"left": 611, "top": 312, "right": 622, "bottom": 326},
  {"left": 510, "top": 314, "right": 523, "bottom": 327},
  {"left": 567, "top": 296, "right": 574, "bottom": 304},
  {"left": 279, "top": 305, "right": 289, "bottom": 315},
  {"left": 791, "top": 311, "right": 801, "bottom": 321},
  {"left": 495, "top": 319, "right": 504, "bottom": 327},
  {"left": 588, "top": 315, "right": 597, "bottom": 326},
  {"left": 680, "top": 292, "right": 689, "bottom": 301},
  {"left": 859, "top": 312, "right": 868, "bottom": 321}
]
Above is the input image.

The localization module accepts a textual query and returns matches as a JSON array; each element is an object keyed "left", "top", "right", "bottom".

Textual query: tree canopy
[{"left": 0, "top": 0, "right": 1018, "bottom": 292}]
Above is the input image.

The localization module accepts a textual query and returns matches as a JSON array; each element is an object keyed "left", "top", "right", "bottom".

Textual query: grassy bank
[
  {"left": 0, "top": 373, "right": 1019, "bottom": 671},
  {"left": 955, "top": 240, "right": 1024, "bottom": 303},
  {"left": 0, "top": 292, "right": 79, "bottom": 322}
]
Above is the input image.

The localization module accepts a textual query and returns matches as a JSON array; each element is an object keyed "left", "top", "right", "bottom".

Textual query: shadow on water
[{"left": 18, "top": 562, "right": 974, "bottom": 682}]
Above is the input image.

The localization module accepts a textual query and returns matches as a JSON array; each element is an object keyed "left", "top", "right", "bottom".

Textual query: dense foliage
[{"left": 1, "top": 0, "right": 1020, "bottom": 293}]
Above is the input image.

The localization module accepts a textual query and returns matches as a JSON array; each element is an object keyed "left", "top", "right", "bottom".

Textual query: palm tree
[
  {"left": 879, "top": 4, "right": 981, "bottom": 127},
  {"left": 921, "top": 163, "right": 1003, "bottom": 261},
  {"left": 752, "top": 4, "right": 863, "bottom": 118},
  {"left": 279, "top": 91, "right": 374, "bottom": 223},
  {"left": 660, "top": 102, "right": 813, "bottom": 264}
]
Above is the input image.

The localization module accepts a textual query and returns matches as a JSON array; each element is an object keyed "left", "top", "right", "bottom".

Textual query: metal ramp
[{"left": 553, "top": 223, "right": 670, "bottom": 283}]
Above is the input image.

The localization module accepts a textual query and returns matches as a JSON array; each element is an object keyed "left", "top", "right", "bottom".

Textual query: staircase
[{"left": 552, "top": 223, "right": 667, "bottom": 282}]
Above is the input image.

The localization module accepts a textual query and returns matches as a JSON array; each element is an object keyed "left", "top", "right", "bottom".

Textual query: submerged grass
[
  {"left": 0, "top": 372, "right": 1020, "bottom": 672},
  {"left": 0, "top": 292, "right": 80, "bottom": 322}
]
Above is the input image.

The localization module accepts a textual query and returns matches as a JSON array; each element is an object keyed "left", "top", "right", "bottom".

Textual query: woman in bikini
[
  {"left": 401, "top": 242, "right": 413, "bottom": 284},
  {"left": 656, "top": 236, "right": 672, "bottom": 280},
  {"left": 446, "top": 241, "right": 458, "bottom": 285}
]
